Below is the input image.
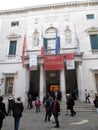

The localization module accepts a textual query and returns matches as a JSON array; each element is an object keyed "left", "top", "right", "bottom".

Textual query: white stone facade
[{"left": 0, "top": 0, "right": 98, "bottom": 102}]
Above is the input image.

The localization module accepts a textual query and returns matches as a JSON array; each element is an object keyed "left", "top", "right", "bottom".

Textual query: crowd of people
[
  {"left": 0, "top": 96, "right": 24, "bottom": 130},
  {"left": 0, "top": 88, "right": 98, "bottom": 130}
]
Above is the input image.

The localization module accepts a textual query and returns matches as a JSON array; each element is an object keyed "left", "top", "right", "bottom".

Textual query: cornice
[{"left": 0, "top": 0, "right": 98, "bottom": 15}]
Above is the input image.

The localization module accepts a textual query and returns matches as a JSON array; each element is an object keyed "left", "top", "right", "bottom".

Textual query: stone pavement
[{"left": 2, "top": 104, "right": 98, "bottom": 130}]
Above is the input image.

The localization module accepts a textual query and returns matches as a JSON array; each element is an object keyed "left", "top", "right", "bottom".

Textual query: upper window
[
  {"left": 86, "top": 14, "right": 94, "bottom": 20},
  {"left": 9, "top": 40, "right": 17, "bottom": 55},
  {"left": 11, "top": 21, "right": 19, "bottom": 27},
  {"left": 90, "top": 34, "right": 98, "bottom": 50}
]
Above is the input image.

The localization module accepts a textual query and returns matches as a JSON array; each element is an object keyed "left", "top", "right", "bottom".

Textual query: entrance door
[
  {"left": 65, "top": 68, "right": 78, "bottom": 98},
  {"left": 95, "top": 74, "right": 98, "bottom": 92},
  {"left": 46, "top": 70, "right": 60, "bottom": 94},
  {"left": 29, "top": 68, "right": 40, "bottom": 100}
]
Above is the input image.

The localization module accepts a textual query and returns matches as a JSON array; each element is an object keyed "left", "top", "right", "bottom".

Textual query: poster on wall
[
  {"left": 66, "top": 53, "right": 75, "bottom": 70},
  {"left": 29, "top": 55, "right": 37, "bottom": 70}
]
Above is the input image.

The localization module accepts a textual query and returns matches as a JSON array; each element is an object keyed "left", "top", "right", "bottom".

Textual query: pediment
[
  {"left": 7, "top": 33, "right": 21, "bottom": 39},
  {"left": 85, "top": 26, "right": 98, "bottom": 32}
]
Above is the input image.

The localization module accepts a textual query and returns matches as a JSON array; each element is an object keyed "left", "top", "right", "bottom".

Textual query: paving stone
[{"left": 2, "top": 103, "right": 98, "bottom": 130}]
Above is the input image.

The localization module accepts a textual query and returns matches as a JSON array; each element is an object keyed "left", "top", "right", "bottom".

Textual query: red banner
[
  {"left": 44, "top": 55, "right": 64, "bottom": 71},
  {"left": 66, "top": 53, "right": 74, "bottom": 60}
]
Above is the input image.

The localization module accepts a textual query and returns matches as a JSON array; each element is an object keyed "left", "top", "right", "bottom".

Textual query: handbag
[{"left": 50, "top": 114, "right": 55, "bottom": 123}]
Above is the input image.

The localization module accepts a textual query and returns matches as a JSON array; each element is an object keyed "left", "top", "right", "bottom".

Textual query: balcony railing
[{"left": 26, "top": 47, "right": 78, "bottom": 56}]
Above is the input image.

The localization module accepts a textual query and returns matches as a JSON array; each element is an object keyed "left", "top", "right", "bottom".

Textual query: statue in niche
[
  {"left": 64, "top": 26, "right": 71, "bottom": 44},
  {"left": 33, "top": 29, "right": 39, "bottom": 46}
]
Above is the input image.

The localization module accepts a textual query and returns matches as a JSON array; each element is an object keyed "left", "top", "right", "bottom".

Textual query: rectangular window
[
  {"left": 11, "top": 21, "right": 19, "bottom": 27},
  {"left": 90, "top": 34, "right": 98, "bottom": 50},
  {"left": 86, "top": 14, "right": 94, "bottom": 19},
  {"left": 9, "top": 40, "right": 17, "bottom": 55},
  {"left": 5, "top": 77, "right": 14, "bottom": 94}
]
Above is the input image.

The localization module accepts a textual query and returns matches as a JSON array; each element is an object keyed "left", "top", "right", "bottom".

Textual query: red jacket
[{"left": 34, "top": 99, "right": 41, "bottom": 107}]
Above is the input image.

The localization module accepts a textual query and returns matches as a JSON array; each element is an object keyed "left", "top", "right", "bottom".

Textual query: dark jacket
[
  {"left": 52, "top": 100, "right": 60, "bottom": 115},
  {"left": 0, "top": 102, "right": 7, "bottom": 119},
  {"left": 93, "top": 97, "right": 98, "bottom": 108},
  {"left": 13, "top": 101, "right": 24, "bottom": 117},
  {"left": 67, "top": 96, "right": 75, "bottom": 109}
]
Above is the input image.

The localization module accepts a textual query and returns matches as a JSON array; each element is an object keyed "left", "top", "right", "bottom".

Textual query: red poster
[{"left": 44, "top": 55, "right": 64, "bottom": 71}]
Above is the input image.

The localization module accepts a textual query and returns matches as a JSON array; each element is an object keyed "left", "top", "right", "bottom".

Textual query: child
[{"left": 34, "top": 97, "right": 41, "bottom": 112}]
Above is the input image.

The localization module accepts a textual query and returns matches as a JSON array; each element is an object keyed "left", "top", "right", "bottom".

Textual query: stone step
[{"left": 60, "top": 100, "right": 96, "bottom": 112}]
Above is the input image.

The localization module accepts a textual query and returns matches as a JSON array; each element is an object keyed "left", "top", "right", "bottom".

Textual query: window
[
  {"left": 90, "top": 34, "right": 98, "bottom": 50},
  {"left": 44, "top": 37, "right": 60, "bottom": 54},
  {"left": 11, "top": 21, "right": 19, "bottom": 27},
  {"left": 5, "top": 77, "right": 14, "bottom": 94},
  {"left": 95, "top": 74, "right": 98, "bottom": 92},
  {"left": 86, "top": 14, "right": 94, "bottom": 19},
  {"left": 9, "top": 40, "right": 17, "bottom": 55}
]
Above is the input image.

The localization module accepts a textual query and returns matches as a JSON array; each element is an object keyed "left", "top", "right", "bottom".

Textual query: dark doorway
[
  {"left": 46, "top": 70, "right": 60, "bottom": 94},
  {"left": 65, "top": 68, "right": 78, "bottom": 95},
  {"left": 28, "top": 67, "right": 40, "bottom": 100}
]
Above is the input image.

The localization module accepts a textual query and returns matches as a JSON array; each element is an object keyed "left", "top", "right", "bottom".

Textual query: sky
[{"left": 0, "top": 0, "right": 85, "bottom": 10}]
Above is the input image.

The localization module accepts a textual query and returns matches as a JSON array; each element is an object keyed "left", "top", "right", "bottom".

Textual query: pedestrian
[
  {"left": 44, "top": 96, "right": 53, "bottom": 122},
  {"left": 7, "top": 95, "right": 15, "bottom": 116},
  {"left": 50, "top": 88, "right": 55, "bottom": 100},
  {"left": 43, "top": 93, "right": 49, "bottom": 107},
  {"left": 85, "top": 89, "right": 91, "bottom": 103},
  {"left": 52, "top": 98, "right": 60, "bottom": 128},
  {"left": 57, "top": 90, "right": 62, "bottom": 102},
  {"left": 68, "top": 94, "right": 76, "bottom": 116},
  {"left": 93, "top": 94, "right": 98, "bottom": 114},
  {"left": 34, "top": 97, "right": 41, "bottom": 113},
  {"left": 0, "top": 96, "right": 7, "bottom": 130},
  {"left": 12, "top": 97, "right": 24, "bottom": 130},
  {"left": 27, "top": 94, "right": 33, "bottom": 109},
  {"left": 65, "top": 93, "right": 70, "bottom": 115}
]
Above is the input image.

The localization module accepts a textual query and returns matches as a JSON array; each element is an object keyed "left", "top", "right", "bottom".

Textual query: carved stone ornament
[
  {"left": 64, "top": 25, "right": 71, "bottom": 44},
  {"left": 45, "top": 27, "right": 57, "bottom": 34},
  {"left": 33, "top": 29, "right": 39, "bottom": 46}
]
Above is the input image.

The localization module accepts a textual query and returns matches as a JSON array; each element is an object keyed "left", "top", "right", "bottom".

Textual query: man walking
[{"left": 13, "top": 97, "right": 24, "bottom": 130}]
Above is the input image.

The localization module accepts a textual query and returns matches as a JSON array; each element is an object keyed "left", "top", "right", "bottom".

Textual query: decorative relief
[
  {"left": 64, "top": 25, "right": 71, "bottom": 44},
  {"left": 65, "top": 15, "right": 69, "bottom": 21},
  {"left": 34, "top": 18, "right": 39, "bottom": 24},
  {"left": 33, "top": 29, "right": 39, "bottom": 46},
  {"left": 45, "top": 17, "right": 57, "bottom": 22},
  {"left": 45, "top": 27, "right": 57, "bottom": 34}
]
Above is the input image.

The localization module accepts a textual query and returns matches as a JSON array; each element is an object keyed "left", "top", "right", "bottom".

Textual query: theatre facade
[{"left": 0, "top": 0, "right": 98, "bottom": 102}]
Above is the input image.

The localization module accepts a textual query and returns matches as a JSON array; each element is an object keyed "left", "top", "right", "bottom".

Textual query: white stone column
[
  {"left": 25, "top": 67, "right": 30, "bottom": 101},
  {"left": 39, "top": 64, "right": 44, "bottom": 102},
  {"left": 60, "top": 69, "right": 66, "bottom": 101},
  {"left": 43, "top": 71, "right": 46, "bottom": 97},
  {"left": 77, "top": 62, "right": 84, "bottom": 101}
]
